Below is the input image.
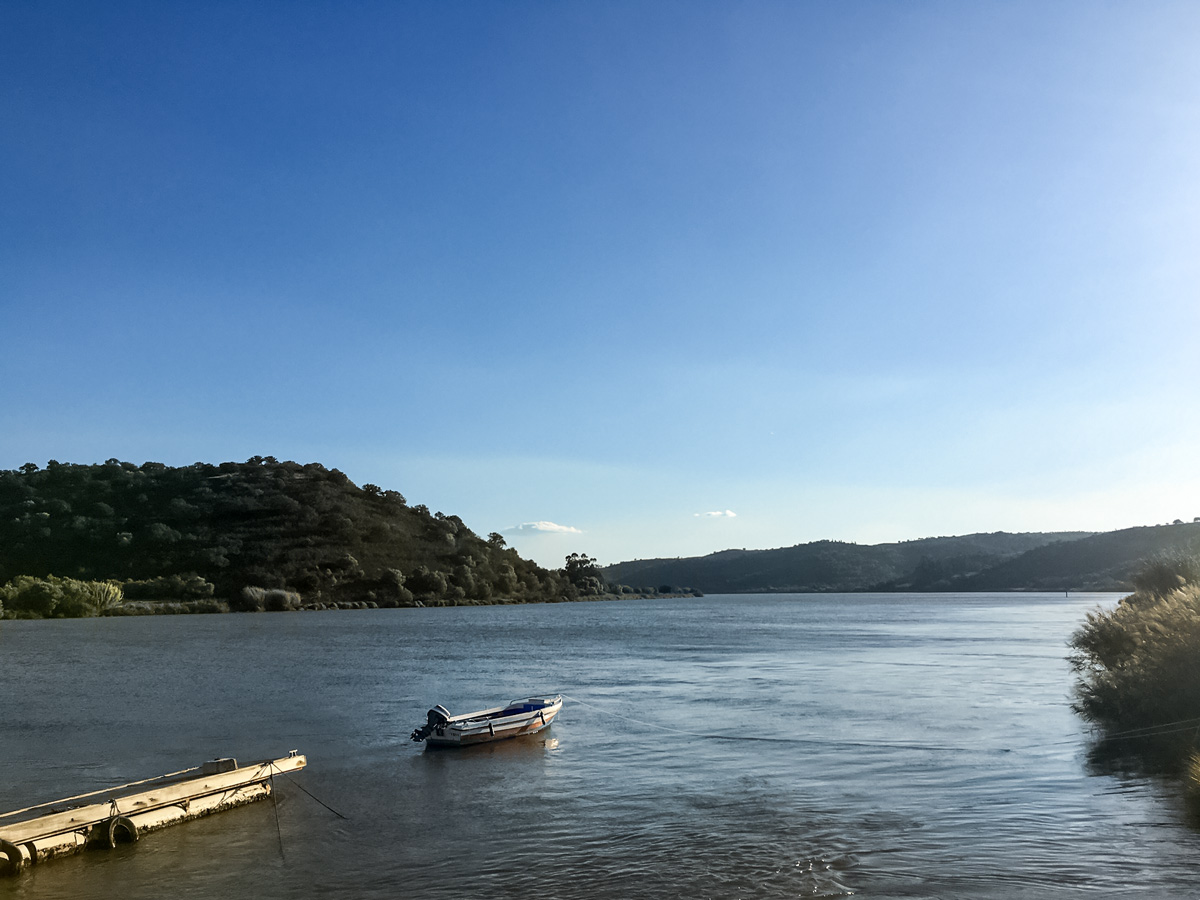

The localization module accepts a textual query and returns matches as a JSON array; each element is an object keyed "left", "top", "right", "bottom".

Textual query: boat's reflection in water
[{"left": 421, "top": 733, "right": 559, "bottom": 756}]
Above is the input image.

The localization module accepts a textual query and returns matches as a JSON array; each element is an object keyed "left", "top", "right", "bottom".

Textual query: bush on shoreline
[
  {"left": 123, "top": 573, "right": 216, "bottom": 601},
  {"left": 106, "top": 598, "right": 229, "bottom": 615},
  {"left": 233, "top": 585, "right": 302, "bottom": 612},
  {"left": 1070, "top": 553, "right": 1200, "bottom": 786},
  {"left": 0, "top": 573, "right": 698, "bottom": 619},
  {"left": 0, "top": 575, "right": 124, "bottom": 618}
]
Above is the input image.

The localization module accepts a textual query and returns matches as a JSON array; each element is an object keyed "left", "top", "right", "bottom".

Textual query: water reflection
[
  {"left": 1084, "top": 735, "right": 1186, "bottom": 777},
  {"left": 420, "top": 733, "right": 559, "bottom": 756}
]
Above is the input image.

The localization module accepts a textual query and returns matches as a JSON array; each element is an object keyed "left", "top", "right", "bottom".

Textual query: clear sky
[{"left": 3, "top": 2, "right": 1199, "bottom": 568}]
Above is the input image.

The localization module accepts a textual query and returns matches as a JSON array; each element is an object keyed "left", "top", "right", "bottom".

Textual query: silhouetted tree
[{"left": 564, "top": 553, "right": 605, "bottom": 595}]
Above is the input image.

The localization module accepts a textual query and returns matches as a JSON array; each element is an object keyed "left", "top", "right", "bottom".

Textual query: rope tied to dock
[
  {"left": 268, "top": 761, "right": 348, "bottom": 820},
  {"left": 269, "top": 768, "right": 285, "bottom": 861}
]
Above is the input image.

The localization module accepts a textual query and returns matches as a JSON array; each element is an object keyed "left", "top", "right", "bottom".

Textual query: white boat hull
[{"left": 420, "top": 696, "right": 562, "bottom": 747}]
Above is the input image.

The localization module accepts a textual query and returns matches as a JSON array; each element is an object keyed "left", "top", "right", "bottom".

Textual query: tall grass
[
  {"left": 1071, "top": 585, "right": 1200, "bottom": 734},
  {"left": 234, "top": 585, "right": 302, "bottom": 612},
  {"left": 0, "top": 575, "right": 124, "bottom": 617},
  {"left": 1070, "top": 553, "right": 1200, "bottom": 789}
]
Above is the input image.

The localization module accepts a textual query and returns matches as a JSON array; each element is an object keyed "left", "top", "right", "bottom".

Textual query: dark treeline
[
  {"left": 604, "top": 531, "right": 1095, "bottom": 594},
  {"left": 0, "top": 458, "right": 642, "bottom": 613},
  {"left": 605, "top": 523, "right": 1200, "bottom": 594}
]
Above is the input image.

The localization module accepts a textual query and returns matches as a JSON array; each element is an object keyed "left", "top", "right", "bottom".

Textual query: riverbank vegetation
[
  {"left": 0, "top": 459, "right": 697, "bottom": 618},
  {"left": 0, "top": 575, "right": 125, "bottom": 618},
  {"left": 1069, "top": 553, "right": 1200, "bottom": 804}
]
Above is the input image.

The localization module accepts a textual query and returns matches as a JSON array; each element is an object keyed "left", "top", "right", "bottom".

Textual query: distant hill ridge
[
  {"left": 603, "top": 524, "right": 1200, "bottom": 593},
  {"left": 7, "top": 459, "right": 1198, "bottom": 602}
]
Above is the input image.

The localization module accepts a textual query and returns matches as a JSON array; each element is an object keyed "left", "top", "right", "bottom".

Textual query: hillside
[
  {"left": 9, "top": 459, "right": 1197, "bottom": 605},
  {"left": 603, "top": 532, "right": 1092, "bottom": 593},
  {"left": 958, "top": 523, "right": 1200, "bottom": 591},
  {"left": 605, "top": 524, "right": 1200, "bottom": 594},
  {"left": 0, "top": 458, "right": 574, "bottom": 607}
]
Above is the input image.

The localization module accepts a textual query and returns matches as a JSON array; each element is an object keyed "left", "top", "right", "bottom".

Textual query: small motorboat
[{"left": 410, "top": 695, "right": 562, "bottom": 747}]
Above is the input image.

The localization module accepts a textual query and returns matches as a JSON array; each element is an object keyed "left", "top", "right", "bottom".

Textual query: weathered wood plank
[{"left": 0, "top": 753, "right": 306, "bottom": 874}]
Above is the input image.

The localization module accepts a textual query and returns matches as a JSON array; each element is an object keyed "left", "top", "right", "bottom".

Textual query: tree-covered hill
[
  {"left": 603, "top": 531, "right": 1096, "bottom": 594},
  {"left": 605, "top": 523, "right": 1200, "bottom": 594},
  {"left": 958, "top": 523, "right": 1200, "bottom": 592},
  {"left": 0, "top": 458, "right": 574, "bottom": 607}
]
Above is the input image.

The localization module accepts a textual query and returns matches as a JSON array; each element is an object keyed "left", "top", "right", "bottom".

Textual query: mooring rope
[
  {"left": 269, "top": 769, "right": 286, "bottom": 860},
  {"left": 1092, "top": 715, "right": 1200, "bottom": 741},
  {"left": 0, "top": 766, "right": 202, "bottom": 820},
  {"left": 268, "top": 761, "right": 348, "bottom": 820}
]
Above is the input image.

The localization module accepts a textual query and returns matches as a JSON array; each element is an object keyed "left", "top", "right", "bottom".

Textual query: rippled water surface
[{"left": 3, "top": 593, "right": 1198, "bottom": 898}]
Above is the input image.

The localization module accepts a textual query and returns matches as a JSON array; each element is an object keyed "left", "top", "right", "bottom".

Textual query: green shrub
[
  {"left": 406, "top": 566, "right": 449, "bottom": 601},
  {"left": 123, "top": 573, "right": 215, "bottom": 600},
  {"left": 1070, "top": 557, "right": 1200, "bottom": 761},
  {"left": 263, "top": 588, "right": 301, "bottom": 611},
  {"left": 2, "top": 576, "right": 59, "bottom": 616},
  {"left": 105, "top": 598, "right": 229, "bottom": 616},
  {"left": 232, "top": 585, "right": 301, "bottom": 612},
  {"left": 231, "top": 586, "right": 265, "bottom": 612},
  {"left": 1131, "top": 552, "right": 1200, "bottom": 601},
  {"left": 0, "top": 575, "right": 124, "bottom": 617}
]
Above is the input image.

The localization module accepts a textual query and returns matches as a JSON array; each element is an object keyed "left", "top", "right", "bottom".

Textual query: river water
[{"left": 2, "top": 593, "right": 1198, "bottom": 899}]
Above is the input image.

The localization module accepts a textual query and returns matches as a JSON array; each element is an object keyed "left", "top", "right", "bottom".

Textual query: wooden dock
[{"left": 1, "top": 752, "right": 306, "bottom": 875}]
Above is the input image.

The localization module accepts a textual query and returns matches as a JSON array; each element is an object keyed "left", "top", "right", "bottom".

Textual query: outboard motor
[{"left": 410, "top": 705, "right": 452, "bottom": 742}]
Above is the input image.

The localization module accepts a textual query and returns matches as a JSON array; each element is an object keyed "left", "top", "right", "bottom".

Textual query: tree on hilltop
[{"left": 564, "top": 552, "right": 605, "bottom": 595}]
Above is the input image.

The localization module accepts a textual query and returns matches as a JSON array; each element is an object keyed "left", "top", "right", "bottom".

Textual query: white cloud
[
  {"left": 695, "top": 509, "right": 737, "bottom": 518},
  {"left": 507, "top": 521, "right": 583, "bottom": 534}
]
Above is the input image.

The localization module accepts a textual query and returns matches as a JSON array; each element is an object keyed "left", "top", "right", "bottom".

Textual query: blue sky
[{"left": 3, "top": 2, "right": 1199, "bottom": 567}]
